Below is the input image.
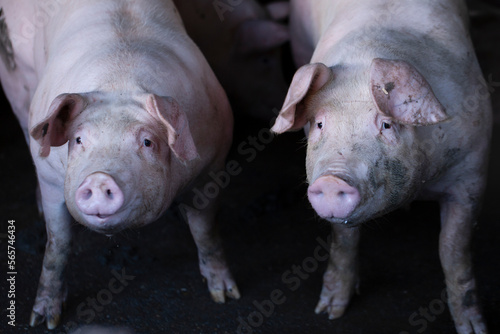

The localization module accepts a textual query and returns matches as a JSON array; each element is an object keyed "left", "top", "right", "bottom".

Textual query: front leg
[
  {"left": 315, "top": 224, "right": 360, "bottom": 319},
  {"left": 182, "top": 189, "right": 240, "bottom": 303},
  {"left": 29, "top": 177, "right": 72, "bottom": 330},
  {"left": 439, "top": 195, "right": 488, "bottom": 334}
]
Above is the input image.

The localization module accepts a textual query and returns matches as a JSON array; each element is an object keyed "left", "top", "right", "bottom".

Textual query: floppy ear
[
  {"left": 145, "top": 94, "right": 199, "bottom": 164},
  {"left": 30, "top": 93, "right": 89, "bottom": 157},
  {"left": 271, "top": 63, "right": 333, "bottom": 133},
  {"left": 235, "top": 19, "right": 289, "bottom": 54},
  {"left": 370, "top": 58, "right": 447, "bottom": 125}
]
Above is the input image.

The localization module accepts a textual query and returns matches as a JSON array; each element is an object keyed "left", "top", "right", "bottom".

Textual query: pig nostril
[
  {"left": 308, "top": 175, "right": 360, "bottom": 219},
  {"left": 309, "top": 188, "right": 323, "bottom": 196},
  {"left": 83, "top": 189, "right": 92, "bottom": 201},
  {"left": 75, "top": 172, "right": 124, "bottom": 218}
]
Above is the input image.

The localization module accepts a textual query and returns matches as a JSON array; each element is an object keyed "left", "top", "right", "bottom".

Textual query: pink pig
[
  {"left": 173, "top": 0, "right": 290, "bottom": 120},
  {"left": 272, "top": 1, "right": 492, "bottom": 333},
  {"left": 0, "top": 0, "right": 239, "bottom": 329}
]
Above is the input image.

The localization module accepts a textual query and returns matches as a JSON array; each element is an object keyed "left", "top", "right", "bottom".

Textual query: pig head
[
  {"left": 272, "top": 59, "right": 448, "bottom": 225},
  {"left": 30, "top": 92, "right": 198, "bottom": 234}
]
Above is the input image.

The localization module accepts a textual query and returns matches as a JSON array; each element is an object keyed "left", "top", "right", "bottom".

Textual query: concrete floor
[{"left": 1, "top": 1, "right": 499, "bottom": 334}]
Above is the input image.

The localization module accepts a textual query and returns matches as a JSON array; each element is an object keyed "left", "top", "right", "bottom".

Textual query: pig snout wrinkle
[
  {"left": 308, "top": 175, "right": 360, "bottom": 219},
  {"left": 75, "top": 172, "right": 124, "bottom": 218}
]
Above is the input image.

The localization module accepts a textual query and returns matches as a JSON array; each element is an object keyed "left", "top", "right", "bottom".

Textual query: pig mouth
[
  {"left": 323, "top": 216, "right": 361, "bottom": 227},
  {"left": 77, "top": 211, "right": 129, "bottom": 235}
]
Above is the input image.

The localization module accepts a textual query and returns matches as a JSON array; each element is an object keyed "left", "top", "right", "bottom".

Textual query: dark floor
[{"left": 1, "top": 2, "right": 499, "bottom": 334}]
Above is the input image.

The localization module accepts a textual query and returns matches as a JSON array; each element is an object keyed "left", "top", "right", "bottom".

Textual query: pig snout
[
  {"left": 308, "top": 175, "right": 360, "bottom": 219},
  {"left": 75, "top": 172, "right": 124, "bottom": 219}
]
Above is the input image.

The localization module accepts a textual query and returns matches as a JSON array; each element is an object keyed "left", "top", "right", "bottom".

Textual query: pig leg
[
  {"left": 29, "top": 177, "right": 71, "bottom": 329},
  {"left": 439, "top": 197, "right": 488, "bottom": 334},
  {"left": 183, "top": 193, "right": 240, "bottom": 303},
  {"left": 315, "top": 224, "right": 360, "bottom": 319}
]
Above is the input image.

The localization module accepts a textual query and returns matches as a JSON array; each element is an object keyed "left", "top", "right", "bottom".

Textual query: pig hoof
[
  {"left": 208, "top": 281, "right": 241, "bottom": 303},
  {"left": 314, "top": 277, "right": 357, "bottom": 319},
  {"left": 199, "top": 256, "right": 240, "bottom": 303},
  {"left": 454, "top": 307, "right": 488, "bottom": 334},
  {"left": 314, "top": 300, "right": 348, "bottom": 320},
  {"left": 29, "top": 311, "right": 45, "bottom": 327},
  {"left": 314, "top": 271, "right": 357, "bottom": 320},
  {"left": 448, "top": 288, "right": 488, "bottom": 334},
  {"left": 46, "top": 314, "right": 61, "bottom": 330},
  {"left": 204, "top": 270, "right": 240, "bottom": 303},
  {"left": 29, "top": 310, "right": 61, "bottom": 329},
  {"left": 210, "top": 289, "right": 226, "bottom": 303},
  {"left": 30, "top": 294, "right": 64, "bottom": 329}
]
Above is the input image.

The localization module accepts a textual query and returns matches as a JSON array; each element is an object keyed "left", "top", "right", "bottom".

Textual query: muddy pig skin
[
  {"left": 271, "top": 1, "right": 492, "bottom": 333},
  {"left": 0, "top": 0, "right": 239, "bottom": 329},
  {"left": 173, "top": 0, "right": 289, "bottom": 120}
]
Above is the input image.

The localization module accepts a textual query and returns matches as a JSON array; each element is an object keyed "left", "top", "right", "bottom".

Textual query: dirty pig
[
  {"left": 272, "top": 1, "right": 492, "bottom": 333},
  {"left": 0, "top": 0, "right": 239, "bottom": 329}
]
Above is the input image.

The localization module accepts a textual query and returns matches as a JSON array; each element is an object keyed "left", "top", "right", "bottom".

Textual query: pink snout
[
  {"left": 308, "top": 175, "right": 360, "bottom": 219},
  {"left": 75, "top": 172, "right": 124, "bottom": 219}
]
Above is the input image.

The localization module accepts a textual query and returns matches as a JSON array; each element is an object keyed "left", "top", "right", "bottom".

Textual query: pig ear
[
  {"left": 265, "top": 2, "right": 290, "bottom": 21},
  {"left": 271, "top": 63, "right": 333, "bottom": 133},
  {"left": 146, "top": 95, "right": 199, "bottom": 164},
  {"left": 370, "top": 58, "right": 447, "bottom": 125},
  {"left": 235, "top": 20, "right": 289, "bottom": 54},
  {"left": 30, "top": 94, "right": 89, "bottom": 157}
]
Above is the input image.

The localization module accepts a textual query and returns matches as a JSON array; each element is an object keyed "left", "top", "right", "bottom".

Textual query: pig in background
[
  {"left": 174, "top": 0, "right": 290, "bottom": 120},
  {"left": 0, "top": 0, "right": 239, "bottom": 329},
  {"left": 272, "top": 0, "right": 492, "bottom": 333}
]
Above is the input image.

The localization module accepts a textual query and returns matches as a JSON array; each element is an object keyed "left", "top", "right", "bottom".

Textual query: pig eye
[
  {"left": 76, "top": 137, "right": 82, "bottom": 144},
  {"left": 317, "top": 122, "right": 323, "bottom": 130},
  {"left": 382, "top": 122, "right": 391, "bottom": 130},
  {"left": 143, "top": 139, "right": 153, "bottom": 147}
]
